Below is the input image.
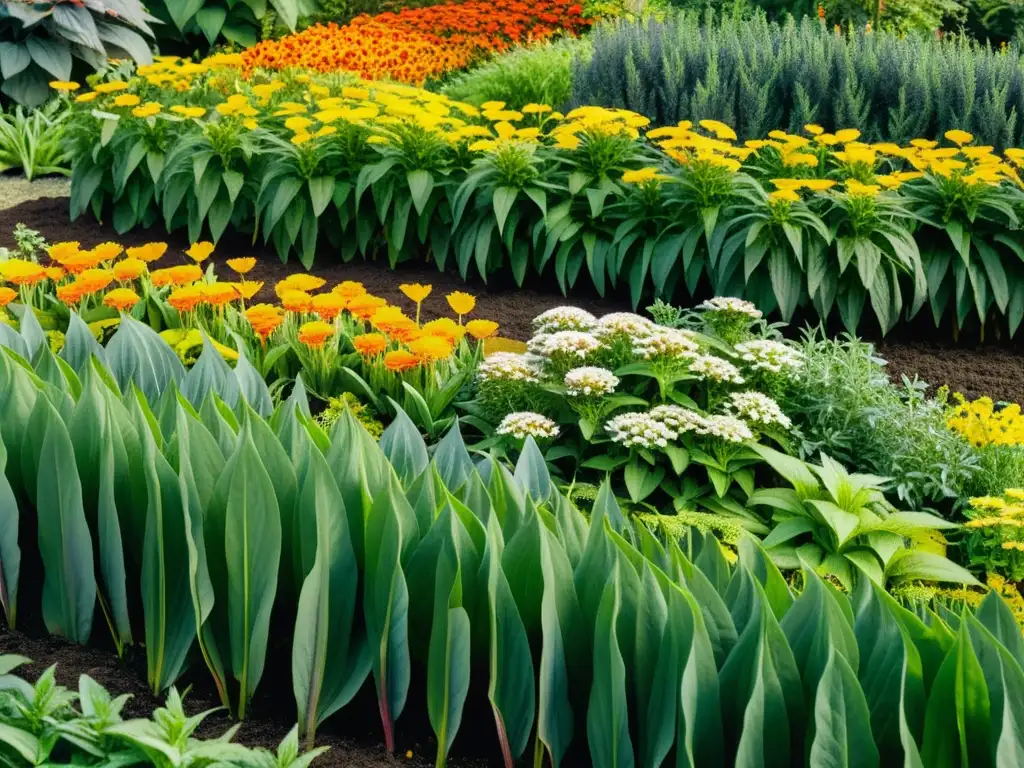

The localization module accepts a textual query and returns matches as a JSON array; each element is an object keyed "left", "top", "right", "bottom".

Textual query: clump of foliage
[
  {"left": 146, "top": 0, "right": 312, "bottom": 51},
  {"left": 0, "top": 101, "right": 69, "bottom": 179},
  {"left": 960, "top": 490, "right": 1024, "bottom": 581},
  {"left": 946, "top": 393, "right": 1024, "bottom": 495},
  {"left": 315, "top": 390, "right": 384, "bottom": 437}
]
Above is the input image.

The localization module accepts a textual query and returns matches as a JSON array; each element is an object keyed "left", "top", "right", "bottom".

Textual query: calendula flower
[
  {"left": 133, "top": 102, "right": 161, "bottom": 118},
  {"left": 169, "top": 105, "right": 207, "bottom": 118},
  {"left": 466, "top": 319, "right": 499, "bottom": 339},
  {"left": 621, "top": 167, "right": 667, "bottom": 184},
  {"left": 312, "top": 292, "right": 346, "bottom": 321},
  {"left": 246, "top": 304, "right": 284, "bottom": 340},
  {"left": 200, "top": 283, "right": 238, "bottom": 307},
  {"left": 47, "top": 241, "right": 80, "bottom": 263},
  {"left": 151, "top": 264, "right": 202, "bottom": 287},
  {"left": 446, "top": 291, "right": 476, "bottom": 319},
  {"left": 0, "top": 287, "right": 17, "bottom": 307},
  {"left": 281, "top": 289, "right": 314, "bottom": 313},
  {"left": 297, "top": 320, "right": 335, "bottom": 348},
  {"left": 0, "top": 259, "right": 46, "bottom": 285},
  {"left": 113, "top": 94, "right": 141, "bottom": 107},
  {"left": 384, "top": 349, "right": 420, "bottom": 372},
  {"left": 92, "top": 242, "right": 123, "bottom": 262},
  {"left": 230, "top": 281, "right": 263, "bottom": 300},
  {"left": 422, "top": 317, "right": 466, "bottom": 344},
  {"left": 75, "top": 92, "right": 98, "bottom": 103},
  {"left": 276, "top": 274, "right": 326, "bottom": 295},
  {"left": 56, "top": 283, "right": 84, "bottom": 305},
  {"left": 167, "top": 286, "right": 204, "bottom": 313},
  {"left": 113, "top": 258, "right": 146, "bottom": 281},
  {"left": 94, "top": 81, "right": 130, "bottom": 93},
  {"left": 699, "top": 120, "right": 737, "bottom": 141},
  {"left": 226, "top": 257, "right": 256, "bottom": 275},
  {"left": 348, "top": 294, "right": 388, "bottom": 320},
  {"left": 103, "top": 288, "right": 140, "bottom": 312},
  {"left": 353, "top": 333, "right": 388, "bottom": 357},
  {"left": 333, "top": 280, "right": 367, "bottom": 299},
  {"left": 186, "top": 241, "right": 215, "bottom": 263},
  {"left": 408, "top": 335, "right": 453, "bottom": 362},
  {"left": 49, "top": 81, "right": 80, "bottom": 92},
  {"left": 400, "top": 282, "right": 432, "bottom": 322},
  {"left": 44, "top": 266, "right": 64, "bottom": 281},
  {"left": 126, "top": 242, "right": 168, "bottom": 262}
]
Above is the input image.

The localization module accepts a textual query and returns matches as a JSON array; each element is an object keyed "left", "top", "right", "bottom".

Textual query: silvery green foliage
[{"left": 572, "top": 11, "right": 1024, "bottom": 148}]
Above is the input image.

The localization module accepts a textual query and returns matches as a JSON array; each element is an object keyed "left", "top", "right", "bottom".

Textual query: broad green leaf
[
  {"left": 0, "top": 438, "right": 20, "bottom": 627},
  {"left": 587, "top": 564, "right": 634, "bottom": 768},
  {"left": 809, "top": 648, "right": 880, "bottom": 768}
]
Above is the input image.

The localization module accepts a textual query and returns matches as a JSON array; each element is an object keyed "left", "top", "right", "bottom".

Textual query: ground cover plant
[
  {"left": 239, "top": 0, "right": 593, "bottom": 84},
  {"left": 59, "top": 58, "right": 1024, "bottom": 339}
]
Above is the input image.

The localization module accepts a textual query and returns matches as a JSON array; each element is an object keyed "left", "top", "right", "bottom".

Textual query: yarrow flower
[
  {"left": 477, "top": 352, "right": 542, "bottom": 383},
  {"left": 735, "top": 339, "right": 804, "bottom": 375},
  {"left": 695, "top": 414, "right": 754, "bottom": 443},
  {"left": 697, "top": 297, "right": 763, "bottom": 319},
  {"left": 534, "top": 331, "right": 603, "bottom": 359},
  {"left": 496, "top": 412, "right": 560, "bottom": 440},
  {"left": 631, "top": 327, "right": 699, "bottom": 360},
  {"left": 649, "top": 404, "right": 706, "bottom": 434},
  {"left": 533, "top": 306, "right": 597, "bottom": 333},
  {"left": 564, "top": 366, "right": 619, "bottom": 397},
  {"left": 605, "top": 412, "right": 676, "bottom": 449},
  {"left": 688, "top": 355, "right": 745, "bottom": 384},
  {"left": 726, "top": 392, "right": 792, "bottom": 429},
  {"left": 594, "top": 312, "right": 654, "bottom": 339}
]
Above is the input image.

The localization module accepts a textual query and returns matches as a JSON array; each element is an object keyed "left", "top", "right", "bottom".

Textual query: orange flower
[
  {"left": 151, "top": 265, "right": 203, "bottom": 287},
  {"left": 0, "top": 259, "right": 46, "bottom": 285},
  {"left": 281, "top": 289, "right": 314, "bottom": 313},
  {"left": 168, "top": 286, "right": 203, "bottom": 313},
  {"left": 113, "top": 258, "right": 146, "bottom": 281},
  {"left": 0, "top": 287, "right": 17, "bottom": 307},
  {"left": 246, "top": 304, "right": 284, "bottom": 340},
  {"left": 297, "top": 320, "right": 335, "bottom": 348},
  {"left": 348, "top": 294, "right": 387, "bottom": 320},
  {"left": 44, "top": 266, "right": 65, "bottom": 282},
  {"left": 59, "top": 251, "right": 105, "bottom": 274},
  {"left": 353, "top": 332, "right": 388, "bottom": 356},
  {"left": 231, "top": 281, "right": 263, "bottom": 300},
  {"left": 92, "top": 242, "right": 124, "bottom": 262},
  {"left": 386, "top": 320, "right": 422, "bottom": 343},
  {"left": 77, "top": 268, "right": 115, "bottom": 293},
  {"left": 126, "top": 242, "right": 168, "bottom": 262},
  {"left": 276, "top": 274, "right": 326, "bottom": 295},
  {"left": 408, "top": 335, "right": 453, "bottom": 362},
  {"left": 227, "top": 257, "right": 257, "bottom": 275},
  {"left": 312, "top": 292, "right": 347, "bottom": 321},
  {"left": 201, "top": 283, "right": 239, "bottom": 307},
  {"left": 384, "top": 349, "right": 420, "bottom": 372},
  {"left": 422, "top": 317, "right": 466, "bottom": 344},
  {"left": 446, "top": 291, "right": 476, "bottom": 317},
  {"left": 186, "top": 241, "right": 215, "bottom": 263},
  {"left": 47, "top": 241, "right": 80, "bottom": 263},
  {"left": 333, "top": 280, "right": 367, "bottom": 299},
  {"left": 103, "top": 288, "right": 140, "bottom": 312},
  {"left": 57, "top": 283, "right": 84, "bottom": 305},
  {"left": 466, "top": 319, "right": 499, "bottom": 339}
]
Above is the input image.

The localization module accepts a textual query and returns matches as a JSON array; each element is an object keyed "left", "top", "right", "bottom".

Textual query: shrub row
[
  {"left": 571, "top": 12, "right": 1024, "bottom": 148},
  {"left": 0, "top": 325, "right": 1017, "bottom": 766}
]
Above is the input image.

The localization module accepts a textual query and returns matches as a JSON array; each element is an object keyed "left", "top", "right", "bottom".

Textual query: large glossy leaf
[
  {"left": 809, "top": 648, "right": 880, "bottom": 767},
  {"left": 587, "top": 563, "right": 634, "bottom": 768},
  {"left": 106, "top": 317, "right": 185, "bottom": 404},
  {"left": 0, "top": 438, "right": 20, "bottom": 628},
  {"left": 380, "top": 402, "right": 428, "bottom": 486}
]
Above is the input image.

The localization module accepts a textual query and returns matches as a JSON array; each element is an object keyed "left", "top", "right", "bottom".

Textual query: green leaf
[
  {"left": 809, "top": 648, "right": 880, "bottom": 767},
  {"left": 407, "top": 169, "right": 434, "bottom": 215},
  {"left": 492, "top": 186, "right": 518, "bottom": 236},
  {"left": 513, "top": 436, "right": 553, "bottom": 503},
  {"left": 587, "top": 563, "right": 634, "bottom": 768},
  {"left": 0, "top": 438, "right": 20, "bottom": 628},
  {"left": 380, "top": 403, "right": 429, "bottom": 486},
  {"left": 106, "top": 317, "right": 185, "bottom": 404}
]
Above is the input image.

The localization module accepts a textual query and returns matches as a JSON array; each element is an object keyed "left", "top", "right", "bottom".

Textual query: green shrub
[
  {"left": 0, "top": 101, "right": 69, "bottom": 179},
  {"left": 147, "top": 0, "right": 315, "bottom": 51},
  {"left": 442, "top": 36, "right": 591, "bottom": 110},
  {"left": 571, "top": 10, "right": 1024, "bottom": 147},
  {"left": 0, "top": 0, "right": 156, "bottom": 107}
]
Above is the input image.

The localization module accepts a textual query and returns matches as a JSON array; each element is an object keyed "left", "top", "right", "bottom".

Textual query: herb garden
[{"left": 3, "top": 1, "right": 1024, "bottom": 766}]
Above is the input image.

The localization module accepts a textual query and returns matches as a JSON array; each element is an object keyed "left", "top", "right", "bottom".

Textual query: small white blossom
[
  {"left": 697, "top": 296, "right": 763, "bottom": 319},
  {"left": 631, "top": 327, "right": 699, "bottom": 360},
  {"left": 605, "top": 412, "right": 677, "bottom": 448},
  {"left": 726, "top": 392, "right": 792, "bottom": 429},
  {"left": 564, "top": 366, "right": 619, "bottom": 397},
  {"left": 533, "top": 306, "right": 597, "bottom": 333},
  {"left": 689, "top": 355, "right": 745, "bottom": 384},
  {"left": 477, "top": 352, "right": 542, "bottom": 383},
  {"left": 527, "top": 333, "right": 552, "bottom": 355},
  {"left": 594, "top": 312, "right": 655, "bottom": 339},
  {"left": 735, "top": 339, "right": 804, "bottom": 375},
  {"left": 496, "top": 412, "right": 560, "bottom": 440},
  {"left": 536, "top": 331, "right": 603, "bottom": 359},
  {"left": 696, "top": 414, "right": 754, "bottom": 443},
  {"left": 649, "top": 404, "right": 706, "bottom": 434}
]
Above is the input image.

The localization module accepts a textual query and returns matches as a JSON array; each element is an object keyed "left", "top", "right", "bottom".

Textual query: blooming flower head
[
  {"left": 57, "top": 283, "right": 84, "bottom": 305},
  {"left": 353, "top": 332, "right": 388, "bottom": 357},
  {"left": 384, "top": 349, "right": 420, "bottom": 372},
  {"left": 126, "top": 242, "right": 168, "bottom": 262},
  {"left": 466, "top": 319, "right": 499, "bottom": 340},
  {"left": 200, "top": 282, "right": 238, "bottom": 307},
  {"left": 695, "top": 414, "right": 754, "bottom": 443},
  {"left": 735, "top": 339, "right": 804, "bottom": 376},
  {"left": 533, "top": 306, "right": 597, "bottom": 334},
  {"left": 113, "top": 258, "right": 146, "bottom": 281},
  {"left": 535, "top": 330, "right": 603, "bottom": 360},
  {"left": 422, "top": 317, "right": 466, "bottom": 344},
  {"left": 594, "top": 312, "right": 654, "bottom": 339},
  {"left": 408, "top": 335, "right": 453, "bottom": 362},
  {"left": 726, "top": 392, "right": 791, "bottom": 429},
  {"left": 0, "top": 287, "right": 17, "bottom": 307},
  {"left": 478, "top": 352, "right": 542, "bottom": 383},
  {"left": 246, "top": 304, "right": 284, "bottom": 340},
  {"left": 49, "top": 81, "right": 80, "bottom": 92},
  {"left": 77, "top": 268, "right": 115, "bottom": 294},
  {"left": 186, "top": 241, "right": 215, "bottom": 263},
  {"left": 649, "top": 404, "right": 706, "bottom": 434},
  {"left": 333, "top": 280, "right": 367, "bottom": 299},
  {"left": 281, "top": 290, "right": 314, "bottom": 313},
  {"left": 496, "top": 412, "right": 559, "bottom": 440},
  {"left": 276, "top": 274, "right": 326, "bottom": 295},
  {"left": 631, "top": 327, "right": 699, "bottom": 361},
  {"left": 297, "top": 320, "right": 335, "bottom": 348},
  {"left": 227, "top": 257, "right": 256, "bottom": 275},
  {"left": 0, "top": 259, "right": 46, "bottom": 285},
  {"left": 605, "top": 412, "right": 676, "bottom": 449},
  {"left": 688, "top": 355, "right": 745, "bottom": 384},
  {"left": 47, "top": 241, "right": 80, "bottom": 263},
  {"left": 103, "top": 288, "right": 140, "bottom": 312},
  {"left": 167, "top": 286, "right": 203, "bottom": 313},
  {"left": 400, "top": 283, "right": 432, "bottom": 304},
  {"left": 312, "top": 292, "right": 346, "bottom": 321},
  {"left": 564, "top": 366, "right": 619, "bottom": 397},
  {"left": 697, "top": 297, "right": 763, "bottom": 319},
  {"left": 347, "top": 294, "right": 388, "bottom": 320},
  {"left": 151, "top": 264, "right": 202, "bottom": 287},
  {"left": 446, "top": 290, "right": 476, "bottom": 317}
]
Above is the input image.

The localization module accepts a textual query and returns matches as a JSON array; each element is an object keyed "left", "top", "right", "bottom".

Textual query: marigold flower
[
  {"left": 408, "top": 335, "right": 453, "bottom": 361},
  {"left": 231, "top": 281, "right": 263, "bottom": 300},
  {"left": 400, "top": 282, "right": 432, "bottom": 304},
  {"left": 422, "top": 317, "right": 466, "bottom": 343},
  {"left": 0, "top": 259, "right": 46, "bottom": 285},
  {"left": 94, "top": 81, "right": 130, "bottom": 93},
  {"left": 168, "top": 286, "right": 204, "bottom": 313},
  {"left": 151, "top": 264, "right": 202, "bottom": 287},
  {"left": 384, "top": 349, "right": 420, "bottom": 372},
  {"left": 0, "top": 287, "right": 17, "bottom": 307},
  {"left": 186, "top": 241, "right": 215, "bottom": 263},
  {"left": 126, "top": 242, "right": 168, "bottom": 262},
  {"left": 466, "top": 319, "right": 499, "bottom": 339},
  {"left": 227, "top": 257, "right": 257, "bottom": 275},
  {"left": 281, "top": 290, "right": 314, "bottom": 313},
  {"left": 50, "top": 81, "right": 80, "bottom": 92},
  {"left": 333, "top": 280, "right": 367, "bottom": 299},
  {"left": 47, "top": 242, "right": 80, "bottom": 263},
  {"left": 113, "top": 94, "right": 141, "bottom": 107},
  {"left": 348, "top": 294, "right": 388, "bottom": 320},
  {"left": 297, "top": 320, "right": 335, "bottom": 348},
  {"left": 312, "top": 292, "right": 347, "bottom": 321},
  {"left": 276, "top": 274, "right": 326, "bottom": 295},
  {"left": 103, "top": 288, "right": 140, "bottom": 312},
  {"left": 246, "top": 304, "right": 284, "bottom": 339},
  {"left": 201, "top": 283, "right": 239, "bottom": 307},
  {"left": 353, "top": 332, "right": 388, "bottom": 356},
  {"left": 113, "top": 258, "right": 146, "bottom": 281},
  {"left": 446, "top": 291, "right": 476, "bottom": 317},
  {"left": 75, "top": 92, "right": 99, "bottom": 103},
  {"left": 56, "top": 283, "right": 84, "bottom": 305}
]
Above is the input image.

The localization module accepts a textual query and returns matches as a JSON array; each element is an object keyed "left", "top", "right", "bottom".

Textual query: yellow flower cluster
[{"left": 947, "top": 394, "right": 1024, "bottom": 447}]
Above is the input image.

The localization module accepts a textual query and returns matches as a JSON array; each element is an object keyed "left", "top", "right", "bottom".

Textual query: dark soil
[{"left": 4, "top": 196, "right": 1024, "bottom": 403}]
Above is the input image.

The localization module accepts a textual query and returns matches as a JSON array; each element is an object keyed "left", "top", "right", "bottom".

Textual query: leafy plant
[
  {"left": 147, "top": 0, "right": 313, "bottom": 50},
  {"left": 0, "top": 0, "right": 156, "bottom": 107},
  {"left": 0, "top": 101, "right": 69, "bottom": 179}
]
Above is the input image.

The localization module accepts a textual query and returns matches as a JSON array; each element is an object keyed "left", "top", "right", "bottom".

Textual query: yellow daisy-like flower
[
  {"left": 185, "top": 241, "right": 215, "bottom": 263},
  {"left": 226, "top": 257, "right": 256, "bottom": 275},
  {"left": 446, "top": 291, "right": 476, "bottom": 318},
  {"left": 49, "top": 81, "right": 80, "bottom": 92},
  {"left": 103, "top": 288, "right": 140, "bottom": 312},
  {"left": 94, "top": 81, "right": 130, "bottom": 94},
  {"left": 621, "top": 167, "right": 667, "bottom": 184},
  {"left": 113, "top": 94, "right": 141, "bottom": 107},
  {"left": 126, "top": 242, "right": 168, "bottom": 262},
  {"left": 75, "top": 92, "right": 99, "bottom": 103},
  {"left": 400, "top": 283, "right": 432, "bottom": 304},
  {"left": 944, "top": 129, "right": 974, "bottom": 147},
  {"left": 911, "top": 139, "right": 938, "bottom": 150},
  {"left": 297, "top": 320, "right": 335, "bottom": 348},
  {"left": 132, "top": 102, "right": 161, "bottom": 118},
  {"left": 698, "top": 120, "right": 737, "bottom": 141},
  {"left": 803, "top": 124, "right": 824, "bottom": 135},
  {"left": 466, "top": 319, "right": 499, "bottom": 339},
  {"left": 408, "top": 335, "right": 454, "bottom": 362},
  {"left": 169, "top": 105, "right": 207, "bottom": 119},
  {"left": 768, "top": 189, "right": 800, "bottom": 203},
  {"left": 113, "top": 258, "right": 146, "bottom": 281},
  {"left": 276, "top": 274, "right": 326, "bottom": 295}
]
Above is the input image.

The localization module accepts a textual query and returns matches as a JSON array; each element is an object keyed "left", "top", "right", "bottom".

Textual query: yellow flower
[
  {"left": 297, "top": 320, "right": 335, "bottom": 348},
  {"left": 353, "top": 332, "right": 388, "bottom": 356},
  {"left": 113, "top": 94, "right": 141, "bottom": 107},
  {"left": 834, "top": 128, "right": 861, "bottom": 143},
  {"left": 803, "top": 124, "right": 824, "bottom": 135},
  {"left": 768, "top": 189, "right": 800, "bottom": 203},
  {"left": 126, "top": 242, "right": 168, "bottom": 262},
  {"left": 481, "top": 101, "right": 506, "bottom": 111},
  {"left": 621, "top": 167, "right": 667, "bottom": 184},
  {"left": 911, "top": 139, "right": 938, "bottom": 150},
  {"left": 94, "top": 81, "right": 130, "bottom": 93},
  {"left": 186, "top": 241, "right": 215, "bottom": 263},
  {"left": 845, "top": 179, "right": 881, "bottom": 197},
  {"left": 945, "top": 129, "right": 974, "bottom": 147},
  {"left": 103, "top": 288, "right": 140, "bottom": 312},
  {"left": 113, "top": 258, "right": 146, "bottom": 281},
  {"left": 466, "top": 319, "right": 499, "bottom": 339},
  {"left": 408, "top": 335, "right": 453, "bottom": 362},
  {"left": 169, "top": 105, "right": 206, "bottom": 119},
  {"left": 0, "top": 287, "right": 17, "bottom": 307},
  {"left": 400, "top": 283, "right": 432, "bottom": 304},
  {"left": 801, "top": 179, "right": 837, "bottom": 191},
  {"left": 698, "top": 120, "right": 737, "bottom": 141},
  {"left": 311, "top": 292, "right": 346, "bottom": 321},
  {"left": 276, "top": 274, "right": 326, "bottom": 294},
  {"left": 291, "top": 133, "right": 312, "bottom": 146},
  {"left": 342, "top": 86, "right": 370, "bottom": 99},
  {"left": 522, "top": 103, "right": 553, "bottom": 114},
  {"left": 227, "top": 257, "right": 256, "bottom": 275},
  {"left": 333, "top": 280, "right": 366, "bottom": 299},
  {"left": 446, "top": 291, "right": 476, "bottom": 318},
  {"left": 75, "top": 92, "right": 99, "bottom": 103},
  {"left": 49, "top": 81, "right": 80, "bottom": 92},
  {"left": 132, "top": 102, "right": 161, "bottom": 118},
  {"left": 285, "top": 116, "right": 313, "bottom": 132}
]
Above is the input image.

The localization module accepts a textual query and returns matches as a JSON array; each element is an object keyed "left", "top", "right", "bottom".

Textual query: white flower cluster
[
  {"left": 564, "top": 366, "right": 619, "bottom": 397},
  {"left": 496, "top": 411, "right": 560, "bottom": 440},
  {"left": 605, "top": 412, "right": 676, "bottom": 449},
  {"left": 697, "top": 414, "right": 754, "bottom": 443},
  {"left": 533, "top": 331, "right": 604, "bottom": 359},
  {"left": 688, "top": 355, "right": 745, "bottom": 384},
  {"left": 649, "top": 404, "right": 705, "bottom": 434},
  {"left": 631, "top": 327, "right": 699, "bottom": 360},
  {"left": 594, "top": 312, "right": 655, "bottom": 339},
  {"left": 697, "top": 296, "right": 763, "bottom": 319},
  {"left": 533, "top": 306, "right": 597, "bottom": 333},
  {"left": 735, "top": 339, "right": 804, "bottom": 375},
  {"left": 477, "top": 352, "right": 542, "bottom": 383},
  {"left": 726, "top": 392, "right": 792, "bottom": 429}
]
